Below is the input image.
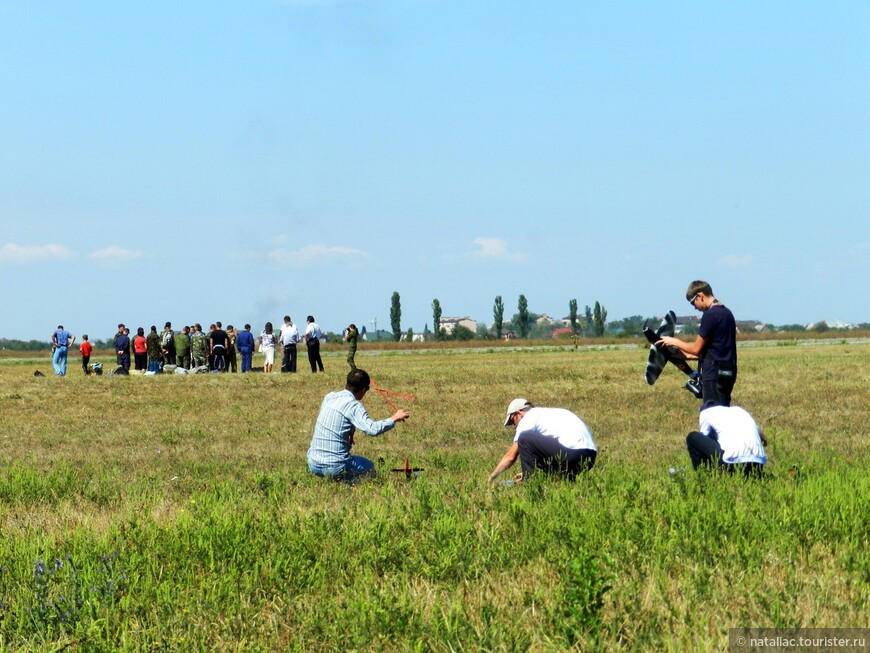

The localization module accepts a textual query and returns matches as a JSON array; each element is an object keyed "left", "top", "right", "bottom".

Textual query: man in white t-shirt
[
  {"left": 488, "top": 398, "right": 597, "bottom": 484},
  {"left": 687, "top": 405, "right": 767, "bottom": 476}
]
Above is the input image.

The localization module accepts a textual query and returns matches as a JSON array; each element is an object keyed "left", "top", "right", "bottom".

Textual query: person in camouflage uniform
[
  {"left": 175, "top": 325, "right": 191, "bottom": 369},
  {"left": 146, "top": 326, "right": 163, "bottom": 372},
  {"left": 160, "top": 322, "right": 176, "bottom": 366},
  {"left": 344, "top": 323, "right": 359, "bottom": 371},
  {"left": 226, "top": 325, "right": 238, "bottom": 373},
  {"left": 190, "top": 323, "right": 210, "bottom": 369}
]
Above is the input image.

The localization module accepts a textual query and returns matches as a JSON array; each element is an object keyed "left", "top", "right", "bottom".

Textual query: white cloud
[
  {"left": 90, "top": 246, "right": 144, "bottom": 262},
  {"left": 471, "top": 237, "right": 525, "bottom": 263},
  {"left": 0, "top": 243, "right": 73, "bottom": 263},
  {"left": 715, "top": 253, "right": 753, "bottom": 270},
  {"left": 269, "top": 244, "right": 368, "bottom": 267}
]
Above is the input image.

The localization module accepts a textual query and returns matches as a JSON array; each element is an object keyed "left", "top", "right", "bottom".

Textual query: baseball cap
[{"left": 504, "top": 398, "right": 532, "bottom": 426}]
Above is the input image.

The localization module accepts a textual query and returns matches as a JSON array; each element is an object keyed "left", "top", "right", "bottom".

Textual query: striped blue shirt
[{"left": 307, "top": 390, "right": 396, "bottom": 466}]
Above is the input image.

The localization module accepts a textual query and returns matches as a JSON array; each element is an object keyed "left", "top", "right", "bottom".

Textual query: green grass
[{"left": 0, "top": 343, "right": 868, "bottom": 651}]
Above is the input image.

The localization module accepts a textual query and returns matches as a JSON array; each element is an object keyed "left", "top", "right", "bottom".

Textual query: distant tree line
[{"left": 380, "top": 293, "right": 867, "bottom": 343}]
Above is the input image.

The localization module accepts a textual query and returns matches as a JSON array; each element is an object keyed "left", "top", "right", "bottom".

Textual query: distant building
[
  {"left": 806, "top": 320, "right": 858, "bottom": 330},
  {"left": 535, "top": 314, "right": 556, "bottom": 325},
  {"left": 439, "top": 317, "right": 477, "bottom": 335},
  {"left": 674, "top": 315, "right": 699, "bottom": 335},
  {"left": 735, "top": 320, "right": 766, "bottom": 333},
  {"left": 552, "top": 327, "right": 574, "bottom": 338}
]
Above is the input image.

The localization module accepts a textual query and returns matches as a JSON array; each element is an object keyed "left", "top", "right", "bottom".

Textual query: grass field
[{"left": 0, "top": 341, "right": 868, "bottom": 651}]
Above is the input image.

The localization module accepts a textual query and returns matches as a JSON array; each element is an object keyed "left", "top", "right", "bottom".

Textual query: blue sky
[{"left": 2, "top": 1, "right": 868, "bottom": 341}]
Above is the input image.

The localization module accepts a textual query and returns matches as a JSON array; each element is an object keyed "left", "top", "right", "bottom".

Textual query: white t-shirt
[
  {"left": 698, "top": 405, "right": 767, "bottom": 465},
  {"left": 513, "top": 407, "right": 597, "bottom": 451}
]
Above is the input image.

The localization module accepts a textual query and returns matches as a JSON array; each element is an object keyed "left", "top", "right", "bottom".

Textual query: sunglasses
[{"left": 688, "top": 293, "right": 701, "bottom": 306}]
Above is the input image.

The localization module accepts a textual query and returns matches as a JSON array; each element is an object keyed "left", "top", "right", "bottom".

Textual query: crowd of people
[
  {"left": 50, "top": 314, "right": 364, "bottom": 377},
  {"left": 96, "top": 315, "right": 345, "bottom": 375}
]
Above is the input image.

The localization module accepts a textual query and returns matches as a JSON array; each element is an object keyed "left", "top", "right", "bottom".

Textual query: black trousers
[
  {"left": 686, "top": 431, "right": 763, "bottom": 477},
  {"left": 516, "top": 432, "right": 596, "bottom": 480},
  {"left": 282, "top": 344, "right": 297, "bottom": 372},
  {"left": 307, "top": 341, "right": 323, "bottom": 372},
  {"left": 211, "top": 345, "right": 227, "bottom": 372}
]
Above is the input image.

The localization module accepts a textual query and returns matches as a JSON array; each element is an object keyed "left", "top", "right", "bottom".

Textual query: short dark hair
[
  {"left": 686, "top": 280, "right": 713, "bottom": 301},
  {"left": 307, "top": 315, "right": 315, "bottom": 323},
  {"left": 346, "top": 369, "right": 370, "bottom": 394}
]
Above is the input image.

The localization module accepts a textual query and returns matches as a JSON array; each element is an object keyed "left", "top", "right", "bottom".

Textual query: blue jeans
[
  {"left": 52, "top": 346, "right": 68, "bottom": 376},
  {"left": 308, "top": 456, "right": 376, "bottom": 481}
]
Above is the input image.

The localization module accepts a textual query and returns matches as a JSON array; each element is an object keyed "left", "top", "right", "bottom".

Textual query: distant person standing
[
  {"left": 304, "top": 315, "right": 324, "bottom": 373},
  {"left": 190, "top": 324, "right": 209, "bottom": 369},
  {"left": 113, "top": 323, "right": 126, "bottom": 367},
  {"left": 344, "top": 323, "right": 359, "bottom": 371},
  {"left": 116, "top": 327, "right": 131, "bottom": 373},
  {"left": 210, "top": 321, "right": 229, "bottom": 372},
  {"left": 260, "top": 322, "right": 277, "bottom": 373},
  {"left": 79, "top": 334, "right": 93, "bottom": 375},
  {"left": 146, "top": 326, "right": 163, "bottom": 372},
  {"left": 161, "top": 322, "right": 176, "bottom": 366},
  {"left": 226, "top": 325, "right": 238, "bottom": 373},
  {"left": 51, "top": 325, "right": 76, "bottom": 376},
  {"left": 236, "top": 324, "right": 255, "bottom": 373},
  {"left": 279, "top": 315, "right": 300, "bottom": 373},
  {"left": 175, "top": 326, "right": 191, "bottom": 369},
  {"left": 132, "top": 328, "right": 148, "bottom": 371},
  {"left": 658, "top": 280, "right": 737, "bottom": 408}
]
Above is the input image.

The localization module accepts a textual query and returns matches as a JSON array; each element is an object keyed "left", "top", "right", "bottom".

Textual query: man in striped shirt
[{"left": 307, "top": 369, "right": 410, "bottom": 480}]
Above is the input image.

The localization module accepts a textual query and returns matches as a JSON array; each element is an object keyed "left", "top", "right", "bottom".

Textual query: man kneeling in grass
[
  {"left": 307, "top": 369, "right": 410, "bottom": 481},
  {"left": 488, "top": 398, "right": 598, "bottom": 484},
  {"left": 687, "top": 405, "right": 767, "bottom": 477}
]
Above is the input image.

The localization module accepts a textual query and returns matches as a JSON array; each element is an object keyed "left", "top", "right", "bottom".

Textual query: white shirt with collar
[
  {"left": 280, "top": 322, "right": 300, "bottom": 345},
  {"left": 305, "top": 322, "right": 322, "bottom": 342}
]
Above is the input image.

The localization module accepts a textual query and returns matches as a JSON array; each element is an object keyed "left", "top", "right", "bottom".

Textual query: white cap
[{"left": 504, "top": 398, "right": 532, "bottom": 427}]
